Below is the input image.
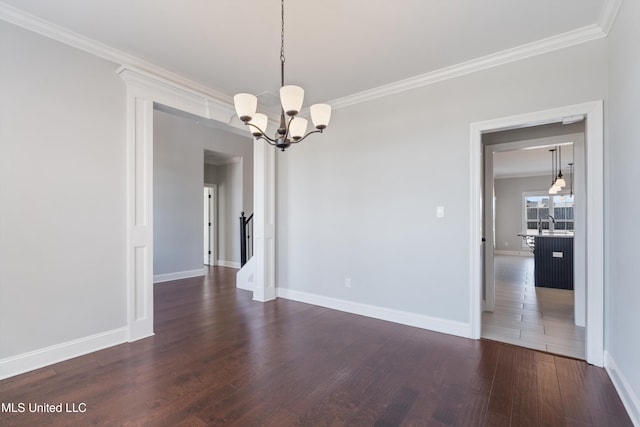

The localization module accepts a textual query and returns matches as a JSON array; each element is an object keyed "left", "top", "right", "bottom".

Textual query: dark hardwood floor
[{"left": 0, "top": 267, "right": 632, "bottom": 426}]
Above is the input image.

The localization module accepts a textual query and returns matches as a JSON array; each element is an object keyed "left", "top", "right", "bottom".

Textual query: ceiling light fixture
[
  {"left": 548, "top": 148, "right": 560, "bottom": 195},
  {"left": 555, "top": 145, "right": 566, "bottom": 188},
  {"left": 233, "top": 0, "right": 331, "bottom": 151}
]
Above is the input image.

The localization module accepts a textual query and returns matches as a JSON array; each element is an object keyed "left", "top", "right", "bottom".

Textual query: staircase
[{"left": 236, "top": 212, "right": 255, "bottom": 290}]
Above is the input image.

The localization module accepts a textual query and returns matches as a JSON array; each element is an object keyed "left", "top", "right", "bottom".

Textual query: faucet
[{"left": 538, "top": 214, "right": 555, "bottom": 234}]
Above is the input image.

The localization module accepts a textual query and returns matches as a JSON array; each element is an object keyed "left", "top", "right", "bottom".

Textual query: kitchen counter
[{"left": 517, "top": 232, "right": 574, "bottom": 238}]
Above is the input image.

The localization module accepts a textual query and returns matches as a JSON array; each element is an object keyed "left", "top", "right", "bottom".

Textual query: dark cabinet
[{"left": 534, "top": 236, "right": 574, "bottom": 290}]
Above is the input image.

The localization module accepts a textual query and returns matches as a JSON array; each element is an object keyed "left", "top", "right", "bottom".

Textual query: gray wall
[
  {"left": 608, "top": 0, "right": 640, "bottom": 421},
  {"left": 204, "top": 160, "right": 245, "bottom": 264},
  {"left": 276, "top": 38, "right": 608, "bottom": 324},
  {"left": 0, "top": 22, "right": 126, "bottom": 358},
  {"left": 153, "top": 109, "right": 252, "bottom": 276},
  {"left": 494, "top": 175, "right": 556, "bottom": 252}
]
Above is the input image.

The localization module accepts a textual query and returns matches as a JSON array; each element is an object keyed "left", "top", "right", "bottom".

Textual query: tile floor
[{"left": 482, "top": 254, "right": 585, "bottom": 359}]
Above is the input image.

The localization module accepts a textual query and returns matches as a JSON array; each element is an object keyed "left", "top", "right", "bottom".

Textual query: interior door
[
  {"left": 203, "top": 186, "right": 215, "bottom": 266},
  {"left": 483, "top": 144, "right": 496, "bottom": 312}
]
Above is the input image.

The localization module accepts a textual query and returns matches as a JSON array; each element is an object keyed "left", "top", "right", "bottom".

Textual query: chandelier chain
[{"left": 280, "top": 0, "right": 285, "bottom": 65}]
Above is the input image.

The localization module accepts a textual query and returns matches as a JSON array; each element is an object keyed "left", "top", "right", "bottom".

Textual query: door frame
[
  {"left": 469, "top": 100, "right": 604, "bottom": 367},
  {"left": 118, "top": 66, "right": 276, "bottom": 343}
]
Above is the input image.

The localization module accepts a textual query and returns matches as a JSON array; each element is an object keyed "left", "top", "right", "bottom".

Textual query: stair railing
[{"left": 239, "top": 212, "right": 254, "bottom": 267}]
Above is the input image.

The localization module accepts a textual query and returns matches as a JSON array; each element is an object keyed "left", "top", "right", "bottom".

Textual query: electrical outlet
[
  {"left": 436, "top": 206, "right": 445, "bottom": 218},
  {"left": 345, "top": 278, "right": 351, "bottom": 288}
]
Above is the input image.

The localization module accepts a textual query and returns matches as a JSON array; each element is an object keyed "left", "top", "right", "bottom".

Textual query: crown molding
[
  {"left": 329, "top": 24, "right": 606, "bottom": 110},
  {"left": 597, "top": 0, "right": 623, "bottom": 35},
  {"left": 117, "top": 65, "right": 251, "bottom": 135},
  {"left": 0, "top": 1, "right": 231, "bottom": 105},
  {"left": 2, "top": 0, "right": 619, "bottom": 115}
]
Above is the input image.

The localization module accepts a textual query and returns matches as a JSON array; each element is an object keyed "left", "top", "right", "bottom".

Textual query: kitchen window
[{"left": 523, "top": 192, "right": 574, "bottom": 241}]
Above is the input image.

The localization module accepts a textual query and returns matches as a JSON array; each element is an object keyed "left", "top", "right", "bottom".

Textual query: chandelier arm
[
  {"left": 246, "top": 123, "right": 278, "bottom": 144},
  {"left": 290, "top": 129, "right": 323, "bottom": 144},
  {"left": 283, "top": 114, "right": 295, "bottom": 141}
]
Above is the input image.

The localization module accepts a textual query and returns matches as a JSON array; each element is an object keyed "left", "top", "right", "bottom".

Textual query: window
[{"left": 523, "top": 192, "right": 574, "bottom": 240}]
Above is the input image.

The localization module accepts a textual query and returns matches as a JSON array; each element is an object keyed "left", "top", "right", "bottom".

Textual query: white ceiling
[
  {"left": 2, "top": 0, "right": 607, "bottom": 106},
  {"left": 493, "top": 144, "right": 574, "bottom": 179},
  {"left": 204, "top": 150, "right": 237, "bottom": 166}
]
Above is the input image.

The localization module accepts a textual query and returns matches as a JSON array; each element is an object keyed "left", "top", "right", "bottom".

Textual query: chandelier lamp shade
[{"left": 233, "top": 0, "right": 331, "bottom": 151}]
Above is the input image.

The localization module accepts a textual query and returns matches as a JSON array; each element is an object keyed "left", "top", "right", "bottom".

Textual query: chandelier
[{"left": 233, "top": 0, "right": 332, "bottom": 151}]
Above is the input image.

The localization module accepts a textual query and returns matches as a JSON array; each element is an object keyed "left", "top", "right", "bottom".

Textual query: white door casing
[
  {"left": 469, "top": 100, "right": 604, "bottom": 367},
  {"left": 118, "top": 66, "right": 276, "bottom": 342}
]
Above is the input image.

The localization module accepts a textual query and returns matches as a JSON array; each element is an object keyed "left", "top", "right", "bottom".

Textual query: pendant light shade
[
  {"left": 248, "top": 113, "right": 269, "bottom": 137},
  {"left": 310, "top": 103, "right": 332, "bottom": 129},
  {"left": 233, "top": 93, "right": 257, "bottom": 122},
  {"left": 280, "top": 85, "right": 304, "bottom": 116},
  {"left": 289, "top": 117, "right": 308, "bottom": 140},
  {"left": 555, "top": 177, "right": 566, "bottom": 188}
]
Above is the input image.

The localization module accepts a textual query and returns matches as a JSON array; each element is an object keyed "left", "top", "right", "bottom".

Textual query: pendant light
[
  {"left": 549, "top": 149, "right": 560, "bottom": 194},
  {"left": 233, "top": 0, "right": 332, "bottom": 151},
  {"left": 555, "top": 145, "right": 566, "bottom": 188}
]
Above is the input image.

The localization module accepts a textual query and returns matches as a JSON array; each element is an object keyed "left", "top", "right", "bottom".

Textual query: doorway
[{"left": 469, "top": 101, "right": 604, "bottom": 367}]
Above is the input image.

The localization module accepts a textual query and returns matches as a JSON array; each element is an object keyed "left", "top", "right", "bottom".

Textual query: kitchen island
[{"left": 518, "top": 232, "right": 574, "bottom": 290}]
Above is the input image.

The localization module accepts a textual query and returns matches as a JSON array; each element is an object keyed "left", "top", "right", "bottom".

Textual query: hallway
[{"left": 482, "top": 255, "right": 585, "bottom": 359}]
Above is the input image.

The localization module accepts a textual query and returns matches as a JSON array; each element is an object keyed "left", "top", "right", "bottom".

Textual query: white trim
[
  {"left": 277, "top": 288, "right": 471, "bottom": 339},
  {"left": 598, "top": 0, "right": 623, "bottom": 35},
  {"left": 216, "top": 260, "right": 241, "bottom": 269},
  {"left": 0, "top": 3, "right": 231, "bottom": 104},
  {"left": 329, "top": 25, "right": 605, "bottom": 111},
  {"left": 469, "top": 101, "right": 604, "bottom": 367},
  {"left": 605, "top": 351, "right": 640, "bottom": 426},
  {"left": 1, "top": 2, "right": 614, "bottom": 117},
  {"left": 0, "top": 328, "right": 128, "bottom": 380},
  {"left": 494, "top": 250, "right": 534, "bottom": 257},
  {"left": 117, "top": 67, "right": 238, "bottom": 128},
  {"left": 153, "top": 268, "right": 206, "bottom": 284},
  {"left": 119, "top": 67, "right": 272, "bottom": 341},
  {"left": 236, "top": 256, "right": 256, "bottom": 291}
]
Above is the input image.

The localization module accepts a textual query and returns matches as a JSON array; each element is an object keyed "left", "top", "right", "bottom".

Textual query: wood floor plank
[
  {"left": 536, "top": 356, "right": 566, "bottom": 427},
  {"left": 0, "top": 266, "right": 632, "bottom": 426}
]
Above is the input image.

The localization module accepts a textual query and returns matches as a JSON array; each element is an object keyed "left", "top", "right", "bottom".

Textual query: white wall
[
  {"left": 153, "top": 110, "right": 252, "bottom": 276},
  {"left": 276, "top": 39, "right": 608, "bottom": 326},
  {"left": 607, "top": 0, "right": 640, "bottom": 423},
  {"left": 494, "top": 175, "right": 555, "bottom": 252},
  {"left": 0, "top": 22, "right": 126, "bottom": 358},
  {"left": 204, "top": 160, "right": 245, "bottom": 264}
]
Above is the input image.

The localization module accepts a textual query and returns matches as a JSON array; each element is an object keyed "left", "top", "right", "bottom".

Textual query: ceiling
[
  {"left": 204, "top": 150, "right": 237, "bottom": 166},
  {"left": 2, "top": 0, "right": 607, "bottom": 107},
  {"left": 494, "top": 144, "right": 574, "bottom": 179}
]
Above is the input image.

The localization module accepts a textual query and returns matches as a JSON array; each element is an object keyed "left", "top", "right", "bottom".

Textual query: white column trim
[
  {"left": 118, "top": 66, "right": 271, "bottom": 341},
  {"left": 469, "top": 101, "right": 604, "bottom": 367},
  {"left": 252, "top": 141, "right": 277, "bottom": 302}
]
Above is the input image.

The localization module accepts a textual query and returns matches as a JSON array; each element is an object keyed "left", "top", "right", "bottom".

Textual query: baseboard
[
  {"left": 153, "top": 268, "right": 205, "bottom": 283},
  {"left": 605, "top": 351, "right": 640, "bottom": 426},
  {"left": 494, "top": 250, "right": 534, "bottom": 257},
  {"left": 0, "top": 327, "right": 127, "bottom": 380},
  {"left": 276, "top": 288, "right": 471, "bottom": 339},
  {"left": 216, "top": 260, "right": 241, "bottom": 269}
]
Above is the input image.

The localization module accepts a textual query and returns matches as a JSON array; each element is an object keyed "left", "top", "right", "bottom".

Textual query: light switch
[{"left": 436, "top": 206, "right": 445, "bottom": 218}]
